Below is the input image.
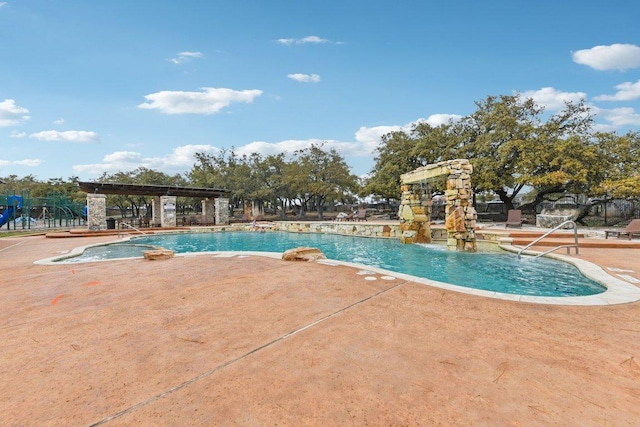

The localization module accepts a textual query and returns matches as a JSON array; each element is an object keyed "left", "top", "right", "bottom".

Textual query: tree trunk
[
  {"left": 494, "top": 189, "right": 515, "bottom": 211},
  {"left": 316, "top": 195, "right": 325, "bottom": 220},
  {"left": 517, "top": 185, "right": 565, "bottom": 214},
  {"left": 279, "top": 198, "right": 287, "bottom": 219},
  {"left": 574, "top": 200, "right": 609, "bottom": 226},
  {"left": 297, "top": 204, "right": 306, "bottom": 218}
]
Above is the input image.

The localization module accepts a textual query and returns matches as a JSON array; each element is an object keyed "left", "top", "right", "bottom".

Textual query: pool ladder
[{"left": 517, "top": 220, "right": 579, "bottom": 258}]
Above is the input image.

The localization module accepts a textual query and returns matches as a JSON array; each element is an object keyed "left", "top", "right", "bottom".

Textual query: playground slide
[{"left": 0, "top": 196, "right": 23, "bottom": 227}]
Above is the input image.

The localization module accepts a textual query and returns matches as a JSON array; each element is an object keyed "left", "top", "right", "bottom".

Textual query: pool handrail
[
  {"left": 118, "top": 221, "right": 150, "bottom": 237},
  {"left": 517, "top": 220, "right": 579, "bottom": 258}
]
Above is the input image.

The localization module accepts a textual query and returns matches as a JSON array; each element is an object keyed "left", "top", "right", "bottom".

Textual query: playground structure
[
  {"left": 0, "top": 191, "right": 87, "bottom": 231},
  {"left": 0, "top": 195, "right": 22, "bottom": 228}
]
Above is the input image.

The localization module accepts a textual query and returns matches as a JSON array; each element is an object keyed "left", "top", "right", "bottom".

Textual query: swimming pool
[{"left": 58, "top": 231, "right": 606, "bottom": 297}]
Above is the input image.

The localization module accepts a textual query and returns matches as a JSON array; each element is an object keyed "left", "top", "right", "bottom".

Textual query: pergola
[
  {"left": 78, "top": 182, "right": 232, "bottom": 230},
  {"left": 77, "top": 182, "right": 231, "bottom": 199}
]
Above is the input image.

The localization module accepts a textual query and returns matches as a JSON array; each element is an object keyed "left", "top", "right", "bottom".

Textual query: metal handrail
[
  {"left": 517, "top": 220, "right": 579, "bottom": 258},
  {"left": 118, "top": 221, "right": 149, "bottom": 237}
]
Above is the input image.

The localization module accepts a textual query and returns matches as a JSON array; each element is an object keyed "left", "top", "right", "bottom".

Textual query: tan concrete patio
[{"left": 1, "top": 232, "right": 639, "bottom": 426}]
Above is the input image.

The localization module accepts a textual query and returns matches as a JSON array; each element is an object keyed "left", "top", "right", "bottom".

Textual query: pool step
[{"left": 473, "top": 227, "right": 640, "bottom": 249}]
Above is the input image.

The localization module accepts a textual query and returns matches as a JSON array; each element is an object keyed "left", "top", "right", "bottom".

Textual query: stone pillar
[
  {"left": 398, "top": 184, "right": 431, "bottom": 244},
  {"left": 160, "top": 196, "right": 177, "bottom": 228},
  {"left": 215, "top": 197, "right": 230, "bottom": 225},
  {"left": 151, "top": 197, "right": 161, "bottom": 227},
  {"left": 202, "top": 199, "right": 215, "bottom": 225},
  {"left": 86, "top": 193, "right": 107, "bottom": 231},
  {"left": 443, "top": 160, "right": 477, "bottom": 252}
]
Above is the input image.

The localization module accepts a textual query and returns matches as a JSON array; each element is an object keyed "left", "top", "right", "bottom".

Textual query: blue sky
[{"left": 1, "top": 0, "right": 639, "bottom": 181}]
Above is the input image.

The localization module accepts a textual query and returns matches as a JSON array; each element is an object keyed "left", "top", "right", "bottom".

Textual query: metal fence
[{"left": 538, "top": 197, "right": 640, "bottom": 226}]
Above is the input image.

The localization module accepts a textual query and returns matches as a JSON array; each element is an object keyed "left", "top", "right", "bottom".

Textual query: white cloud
[
  {"left": 234, "top": 132, "right": 394, "bottom": 160},
  {"left": 102, "top": 151, "right": 142, "bottom": 163},
  {"left": 350, "top": 115, "right": 459, "bottom": 155},
  {"left": 29, "top": 130, "right": 99, "bottom": 143},
  {"left": 422, "top": 114, "right": 464, "bottom": 126},
  {"left": 176, "top": 144, "right": 218, "bottom": 162},
  {"left": 518, "top": 87, "right": 640, "bottom": 129},
  {"left": 53, "top": 118, "right": 65, "bottom": 125},
  {"left": 0, "top": 158, "right": 41, "bottom": 167},
  {"left": 236, "top": 116, "right": 457, "bottom": 161},
  {"left": 236, "top": 115, "right": 463, "bottom": 161},
  {"left": 138, "top": 87, "right": 263, "bottom": 115},
  {"left": 170, "top": 51, "right": 204, "bottom": 64},
  {"left": 73, "top": 145, "right": 220, "bottom": 176},
  {"left": 0, "top": 3, "right": 7, "bottom": 8},
  {"left": 520, "top": 87, "right": 587, "bottom": 111},
  {"left": 287, "top": 73, "right": 321, "bottom": 83},
  {"left": 14, "top": 158, "right": 42, "bottom": 166},
  {"left": 353, "top": 125, "right": 402, "bottom": 155},
  {"left": 593, "top": 79, "right": 640, "bottom": 101},
  {"left": 276, "top": 35, "right": 330, "bottom": 46},
  {"left": 572, "top": 43, "right": 640, "bottom": 71},
  {"left": 0, "top": 99, "right": 30, "bottom": 127},
  {"left": 595, "top": 107, "right": 640, "bottom": 127},
  {"left": 9, "top": 130, "right": 25, "bottom": 138},
  {"left": 235, "top": 139, "right": 327, "bottom": 157},
  {"left": 70, "top": 116, "right": 463, "bottom": 177},
  {"left": 145, "top": 144, "right": 220, "bottom": 167}
]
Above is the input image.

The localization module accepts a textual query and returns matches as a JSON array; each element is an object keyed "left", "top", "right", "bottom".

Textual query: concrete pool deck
[{"left": 1, "top": 232, "right": 640, "bottom": 425}]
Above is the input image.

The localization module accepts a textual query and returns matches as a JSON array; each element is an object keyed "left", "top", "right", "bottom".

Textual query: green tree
[
  {"left": 362, "top": 121, "right": 459, "bottom": 200},
  {"left": 188, "top": 149, "right": 256, "bottom": 213},
  {"left": 365, "top": 94, "right": 598, "bottom": 211},
  {"left": 247, "top": 153, "right": 292, "bottom": 217},
  {"left": 98, "top": 168, "right": 185, "bottom": 217},
  {"left": 291, "top": 144, "right": 360, "bottom": 219},
  {"left": 594, "top": 131, "right": 640, "bottom": 199}
]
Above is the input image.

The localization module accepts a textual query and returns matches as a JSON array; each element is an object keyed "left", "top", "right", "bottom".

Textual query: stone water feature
[
  {"left": 399, "top": 159, "right": 477, "bottom": 252},
  {"left": 536, "top": 207, "right": 578, "bottom": 228}
]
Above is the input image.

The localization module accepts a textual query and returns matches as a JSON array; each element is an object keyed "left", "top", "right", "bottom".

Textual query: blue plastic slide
[{"left": 0, "top": 196, "right": 23, "bottom": 227}]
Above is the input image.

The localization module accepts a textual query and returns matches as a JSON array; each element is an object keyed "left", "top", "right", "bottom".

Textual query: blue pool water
[{"left": 62, "top": 231, "right": 606, "bottom": 297}]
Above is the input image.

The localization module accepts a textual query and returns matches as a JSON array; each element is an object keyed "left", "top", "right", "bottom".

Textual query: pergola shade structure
[
  {"left": 78, "top": 182, "right": 232, "bottom": 230},
  {"left": 78, "top": 182, "right": 231, "bottom": 199}
]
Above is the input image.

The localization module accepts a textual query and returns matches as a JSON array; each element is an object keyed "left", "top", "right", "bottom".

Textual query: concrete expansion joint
[{"left": 88, "top": 279, "right": 406, "bottom": 426}]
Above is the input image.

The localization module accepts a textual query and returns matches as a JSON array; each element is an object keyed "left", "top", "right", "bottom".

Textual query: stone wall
[
  {"left": 536, "top": 214, "right": 574, "bottom": 228},
  {"left": 272, "top": 221, "right": 401, "bottom": 239},
  {"left": 536, "top": 208, "right": 578, "bottom": 229}
]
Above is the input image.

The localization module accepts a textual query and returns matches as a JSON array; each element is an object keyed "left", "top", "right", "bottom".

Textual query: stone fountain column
[
  {"left": 443, "top": 160, "right": 477, "bottom": 252},
  {"left": 400, "top": 159, "right": 477, "bottom": 252},
  {"left": 398, "top": 184, "right": 431, "bottom": 244}
]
